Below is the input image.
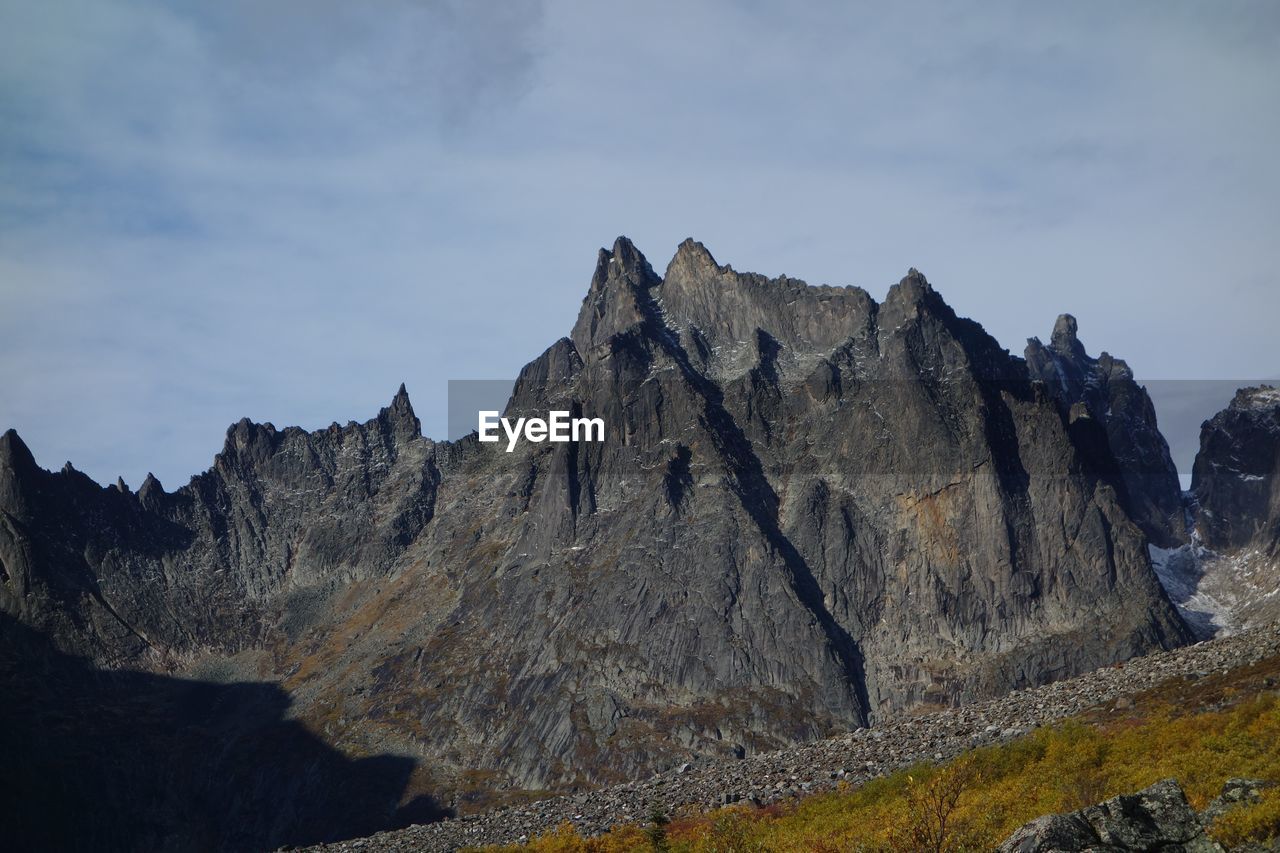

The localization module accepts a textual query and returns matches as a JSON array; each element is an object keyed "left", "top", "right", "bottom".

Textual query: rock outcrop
[
  {"left": 999, "top": 778, "right": 1221, "bottom": 852},
  {"left": 1, "top": 238, "right": 1191, "bottom": 828}
]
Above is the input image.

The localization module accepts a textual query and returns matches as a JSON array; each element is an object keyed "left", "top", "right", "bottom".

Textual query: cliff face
[
  {"left": 1025, "top": 314, "right": 1186, "bottom": 547},
  {"left": 1192, "top": 385, "right": 1280, "bottom": 555},
  {"left": 0, "top": 238, "right": 1189, "bottom": 815}
]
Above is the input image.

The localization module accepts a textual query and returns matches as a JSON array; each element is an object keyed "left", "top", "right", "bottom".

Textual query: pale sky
[{"left": 2, "top": 1, "right": 1277, "bottom": 488}]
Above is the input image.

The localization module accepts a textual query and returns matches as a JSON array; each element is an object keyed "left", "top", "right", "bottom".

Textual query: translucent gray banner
[{"left": 446, "top": 377, "right": 1273, "bottom": 483}]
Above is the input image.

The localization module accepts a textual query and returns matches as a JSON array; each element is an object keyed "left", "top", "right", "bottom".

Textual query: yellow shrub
[
  {"left": 1210, "top": 788, "right": 1280, "bottom": 848},
  {"left": 529, "top": 822, "right": 589, "bottom": 852}
]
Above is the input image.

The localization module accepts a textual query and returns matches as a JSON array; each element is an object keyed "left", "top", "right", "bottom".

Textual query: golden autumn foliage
[
  {"left": 1211, "top": 787, "right": 1280, "bottom": 848},
  {"left": 474, "top": 686, "right": 1280, "bottom": 853}
]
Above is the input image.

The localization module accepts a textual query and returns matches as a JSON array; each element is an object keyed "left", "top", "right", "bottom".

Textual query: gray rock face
[
  {"left": 1, "top": 238, "right": 1190, "bottom": 817},
  {"left": 1026, "top": 314, "right": 1186, "bottom": 547},
  {"left": 1193, "top": 386, "right": 1280, "bottom": 555}
]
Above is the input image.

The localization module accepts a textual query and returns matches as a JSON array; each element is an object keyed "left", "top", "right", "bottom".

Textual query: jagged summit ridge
[
  {"left": 576, "top": 237, "right": 960, "bottom": 375},
  {"left": 1, "top": 384, "right": 423, "bottom": 510}
]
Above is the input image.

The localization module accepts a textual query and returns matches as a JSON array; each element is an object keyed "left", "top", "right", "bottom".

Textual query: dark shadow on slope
[{"left": 0, "top": 614, "right": 451, "bottom": 852}]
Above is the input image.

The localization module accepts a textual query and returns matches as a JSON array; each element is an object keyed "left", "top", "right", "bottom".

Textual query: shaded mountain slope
[{"left": 0, "top": 613, "right": 448, "bottom": 852}]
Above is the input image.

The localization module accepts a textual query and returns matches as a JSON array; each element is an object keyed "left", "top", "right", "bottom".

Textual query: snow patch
[
  {"left": 1248, "top": 387, "right": 1280, "bottom": 405},
  {"left": 1150, "top": 540, "right": 1280, "bottom": 640},
  {"left": 1149, "top": 543, "right": 1233, "bottom": 639}
]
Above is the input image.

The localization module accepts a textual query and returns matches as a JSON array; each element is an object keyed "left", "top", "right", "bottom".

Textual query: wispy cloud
[{"left": 1, "top": 0, "right": 1277, "bottom": 486}]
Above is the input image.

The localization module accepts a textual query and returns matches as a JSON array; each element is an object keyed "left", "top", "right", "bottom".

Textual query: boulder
[{"left": 999, "top": 779, "right": 1221, "bottom": 852}]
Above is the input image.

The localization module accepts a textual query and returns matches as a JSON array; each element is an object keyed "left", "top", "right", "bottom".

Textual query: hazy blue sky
[{"left": 2, "top": 0, "right": 1277, "bottom": 489}]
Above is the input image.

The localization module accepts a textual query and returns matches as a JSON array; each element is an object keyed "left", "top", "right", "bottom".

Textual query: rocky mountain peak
[
  {"left": 885, "top": 267, "right": 934, "bottom": 304},
  {"left": 879, "top": 268, "right": 949, "bottom": 324},
  {"left": 1050, "top": 312, "right": 1085, "bottom": 357},
  {"left": 0, "top": 428, "right": 37, "bottom": 474},
  {"left": 378, "top": 383, "right": 420, "bottom": 440},
  {"left": 666, "top": 237, "right": 722, "bottom": 279},
  {"left": 218, "top": 416, "right": 273, "bottom": 466},
  {"left": 0, "top": 429, "right": 40, "bottom": 513},
  {"left": 571, "top": 236, "right": 661, "bottom": 354},
  {"left": 137, "top": 472, "right": 164, "bottom": 504},
  {"left": 875, "top": 267, "right": 966, "bottom": 347},
  {"left": 585, "top": 236, "right": 655, "bottom": 294},
  {"left": 606, "top": 234, "right": 650, "bottom": 276}
]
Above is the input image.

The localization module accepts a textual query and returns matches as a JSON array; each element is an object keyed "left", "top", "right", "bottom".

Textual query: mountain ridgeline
[{"left": 6, "top": 237, "right": 1257, "bottom": 847}]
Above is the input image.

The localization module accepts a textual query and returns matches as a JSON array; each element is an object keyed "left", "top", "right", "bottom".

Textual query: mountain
[{"left": 1, "top": 238, "right": 1191, "bottom": 842}]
